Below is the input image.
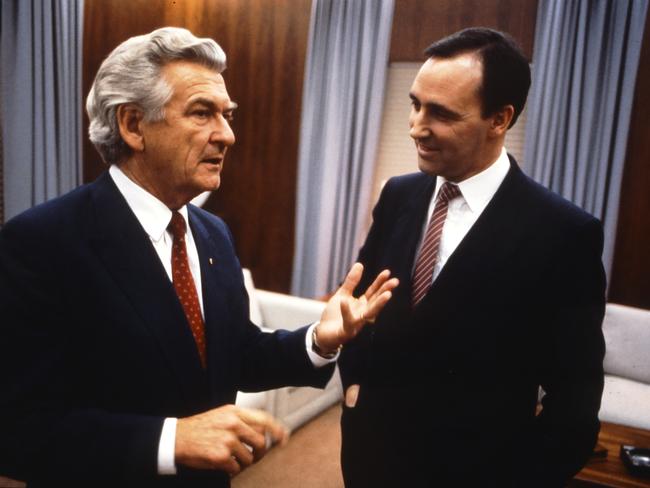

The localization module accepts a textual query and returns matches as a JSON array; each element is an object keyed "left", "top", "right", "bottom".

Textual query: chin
[
  {"left": 201, "top": 175, "right": 221, "bottom": 191},
  {"left": 418, "top": 158, "right": 443, "bottom": 177}
]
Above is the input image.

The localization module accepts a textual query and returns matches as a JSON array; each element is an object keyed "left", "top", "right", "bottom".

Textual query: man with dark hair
[
  {"left": 0, "top": 27, "right": 398, "bottom": 487},
  {"left": 338, "top": 27, "right": 605, "bottom": 487}
]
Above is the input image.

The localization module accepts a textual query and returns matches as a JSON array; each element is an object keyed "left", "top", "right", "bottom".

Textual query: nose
[
  {"left": 209, "top": 115, "right": 236, "bottom": 147},
  {"left": 409, "top": 108, "right": 430, "bottom": 140}
]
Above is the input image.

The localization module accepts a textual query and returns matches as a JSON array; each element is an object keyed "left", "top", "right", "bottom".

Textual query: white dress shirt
[
  {"left": 414, "top": 147, "right": 511, "bottom": 283},
  {"left": 109, "top": 165, "right": 334, "bottom": 475},
  {"left": 109, "top": 165, "right": 205, "bottom": 315}
]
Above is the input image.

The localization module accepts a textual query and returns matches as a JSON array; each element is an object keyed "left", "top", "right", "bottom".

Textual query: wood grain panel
[
  {"left": 608, "top": 6, "right": 650, "bottom": 309},
  {"left": 390, "top": 0, "right": 538, "bottom": 62},
  {"left": 83, "top": 0, "right": 312, "bottom": 292}
]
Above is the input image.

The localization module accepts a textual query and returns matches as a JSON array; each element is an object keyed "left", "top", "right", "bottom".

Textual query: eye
[
  {"left": 192, "top": 109, "right": 211, "bottom": 119},
  {"left": 433, "top": 111, "right": 450, "bottom": 121},
  {"left": 410, "top": 99, "right": 421, "bottom": 111},
  {"left": 223, "top": 111, "right": 235, "bottom": 122}
]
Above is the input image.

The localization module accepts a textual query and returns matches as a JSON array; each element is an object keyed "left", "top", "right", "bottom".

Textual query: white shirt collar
[
  {"left": 433, "top": 147, "right": 511, "bottom": 214},
  {"left": 109, "top": 164, "right": 189, "bottom": 242}
]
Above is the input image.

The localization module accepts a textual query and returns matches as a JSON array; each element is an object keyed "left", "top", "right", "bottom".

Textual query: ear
[
  {"left": 116, "top": 104, "right": 145, "bottom": 152},
  {"left": 489, "top": 105, "right": 515, "bottom": 137}
]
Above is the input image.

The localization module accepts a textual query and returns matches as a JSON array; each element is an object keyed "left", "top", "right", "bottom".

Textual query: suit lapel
[
  {"left": 384, "top": 176, "right": 437, "bottom": 313},
  {"left": 87, "top": 173, "right": 207, "bottom": 402},
  {"left": 413, "top": 160, "right": 529, "bottom": 319},
  {"left": 187, "top": 209, "right": 235, "bottom": 396}
]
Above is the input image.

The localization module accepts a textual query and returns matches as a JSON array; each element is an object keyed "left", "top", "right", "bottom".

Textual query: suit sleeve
[
  {"left": 237, "top": 320, "right": 335, "bottom": 392},
  {"left": 0, "top": 218, "right": 163, "bottom": 484},
  {"left": 515, "top": 217, "right": 606, "bottom": 486},
  {"left": 211, "top": 220, "right": 335, "bottom": 393}
]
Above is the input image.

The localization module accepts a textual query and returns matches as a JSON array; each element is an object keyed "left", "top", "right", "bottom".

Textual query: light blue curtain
[
  {"left": 1, "top": 0, "right": 84, "bottom": 222},
  {"left": 524, "top": 0, "right": 648, "bottom": 280},
  {"left": 291, "top": 0, "right": 395, "bottom": 298}
]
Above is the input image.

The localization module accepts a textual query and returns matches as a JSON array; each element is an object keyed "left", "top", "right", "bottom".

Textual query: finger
[
  {"left": 364, "top": 290, "right": 393, "bottom": 319},
  {"left": 340, "top": 296, "right": 357, "bottom": 328},
  {"left": 359, "top": 278, "right": 399, "bottom": 324},
  {"left": 250, "top": 440, "right": 269, "bottom": 462},
  {"left": 370, "top": 277, "right": 399, "bottom": 300},
  {"left": 222, "top": 456, "right": 242, "bottom": 476},
  {"left": 363, "top": 269, "right": 391, "bottom": 300},
  {"left": 230, "top": 440, "right": 254, "bottom": 468},
  {"left": 235, "top": 422, "right": 267, "bottom": 461},
  {"left": 236, "top": 407, "right": 290, "bottom": 445},
  {"left": 338, "top": 262, "right": 364, "bottom": 296},
  {"left": 237, "top": 421, "right": 266, "bottom": 451}
]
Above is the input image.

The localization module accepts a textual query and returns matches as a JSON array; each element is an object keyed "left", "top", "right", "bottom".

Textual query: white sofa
[
  {"left": 599, "top": 303, "right": 650, "bottom": 430},
  {"left": 235, "top": 269, "right": 343, "bottom": 431}
]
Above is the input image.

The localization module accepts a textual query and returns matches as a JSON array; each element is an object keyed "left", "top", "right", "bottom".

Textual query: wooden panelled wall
[
  {"left": 390, "top": 0, "right": 538, "bottom": 61},
  {"left": 82, "top": 0, "right": 312, "bottom": 293}
]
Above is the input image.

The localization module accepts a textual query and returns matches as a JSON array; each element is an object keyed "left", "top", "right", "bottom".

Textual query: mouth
[
  {"left": 201, "top": 156, "right": 223, "bottom": 165},
  {"left": 416, "top": 142, "right": 440, "bottom": 158}
]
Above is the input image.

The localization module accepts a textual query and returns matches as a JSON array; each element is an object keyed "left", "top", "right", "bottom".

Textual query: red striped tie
[
  {"left": 411, "top": 182, "right": 461, "bottom": 306},
  {"left": 168, "top": 211, "right": 207, "bottom": 368}
]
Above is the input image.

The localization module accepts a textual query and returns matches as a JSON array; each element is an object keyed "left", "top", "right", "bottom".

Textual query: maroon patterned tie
[
  {"left": 411, "top": 182, "right": 462, "bottom": 306},
  {"left": 168, "top": 211, "right": 207, "bottom": 368}
]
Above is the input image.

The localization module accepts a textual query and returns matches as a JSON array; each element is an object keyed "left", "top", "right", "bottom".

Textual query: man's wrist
[
  {"left": 305, "top": 322, "right": 339, "bottom": 366},
  {"left": 311, "top": 325, "right": 342, "bottom": 359}
]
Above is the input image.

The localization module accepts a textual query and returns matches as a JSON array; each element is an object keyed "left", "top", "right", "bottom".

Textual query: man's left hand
[{"left": 315, "top": 263, "right": 398, "bottom": 353}]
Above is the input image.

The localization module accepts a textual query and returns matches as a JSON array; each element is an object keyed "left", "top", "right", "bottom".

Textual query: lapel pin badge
[{"left": 209, "top": 257, "right": 214, "bottom": 265}]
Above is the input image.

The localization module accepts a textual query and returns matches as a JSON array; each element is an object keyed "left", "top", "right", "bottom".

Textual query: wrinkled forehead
[{"left": 162, "top": 60, "right": 232, "bottom": 104}]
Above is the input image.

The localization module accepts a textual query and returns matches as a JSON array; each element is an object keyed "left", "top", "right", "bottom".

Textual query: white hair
[{"left": 86, "top": 27, "right": 227, "bottom": 165}]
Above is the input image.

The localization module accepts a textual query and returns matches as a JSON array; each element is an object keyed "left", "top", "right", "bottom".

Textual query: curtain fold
[
  {"left": 291, "top": 0, "right": 394, "bottom": 298},
  {"left": 1, "top": 0, "right": 84, "bottom": 222},
  {"left": 524, "top": 0, "right": 648, "bottom": 280}
]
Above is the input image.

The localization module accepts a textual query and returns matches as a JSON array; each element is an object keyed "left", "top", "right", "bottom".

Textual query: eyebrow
[
  {"left": 409, "top": 93, "right": 462, "bottom": 121},
  {"left": 187, "top": 98, "right": 238, "bottom": 112}
]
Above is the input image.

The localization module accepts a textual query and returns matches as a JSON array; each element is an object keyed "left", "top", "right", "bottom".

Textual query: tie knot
[
  {"left": 438, "top": 182, "right": 461, "bottom": 204},
  {"left": 168, "top": 211, "right": 186, "bottom": 239}
]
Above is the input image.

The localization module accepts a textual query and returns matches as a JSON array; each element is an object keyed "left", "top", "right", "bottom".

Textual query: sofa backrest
[
  {"left": 242, "top": 268, "right": 264, "bottom": 325},
  {"left": 603, "top": 303, "right": 650, "bottom": 384}
]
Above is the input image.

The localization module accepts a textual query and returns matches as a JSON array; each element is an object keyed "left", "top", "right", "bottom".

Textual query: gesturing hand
[
  {"left": 175, "top": 404, "right": 289, "bottom": 475},
  {"left": 315, "top": 263, "right": 398, "bottom": 352}
]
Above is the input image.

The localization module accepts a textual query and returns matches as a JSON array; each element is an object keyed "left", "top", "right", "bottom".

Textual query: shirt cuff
[
  {"left": 305, "top": 322, "right": 339, "bottom": 367},
  {"left": 157, "top": 417, "right": 178, "bottom": 475}
]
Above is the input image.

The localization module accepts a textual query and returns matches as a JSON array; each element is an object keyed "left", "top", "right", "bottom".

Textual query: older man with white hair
[{"left": 0, "top": 27, "right": 397, "bottom": 488}]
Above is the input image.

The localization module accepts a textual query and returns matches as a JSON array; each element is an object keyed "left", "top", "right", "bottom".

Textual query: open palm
[{"left": 317, "top": 263, "right": 398, "bottom": 350}]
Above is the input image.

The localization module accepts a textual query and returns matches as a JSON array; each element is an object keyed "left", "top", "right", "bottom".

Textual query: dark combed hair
[{"left": 424, "top": 27, "right": 531, "bottom": 127}]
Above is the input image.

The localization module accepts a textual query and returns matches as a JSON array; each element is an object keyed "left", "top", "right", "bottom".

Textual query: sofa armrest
[
  {"left": 599, "top": 374, "right": 650, "bottom": 430},
  {"left": 255, "top": 289, "right": 325, "bottom": 331}
]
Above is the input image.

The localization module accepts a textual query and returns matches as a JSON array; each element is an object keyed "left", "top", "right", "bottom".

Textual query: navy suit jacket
[
  {"left": 0, "top": 172, "right": 333, "bottom": 487},
  {"left": 339, "top": 157, "right": 606, "bottom": 487}
]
